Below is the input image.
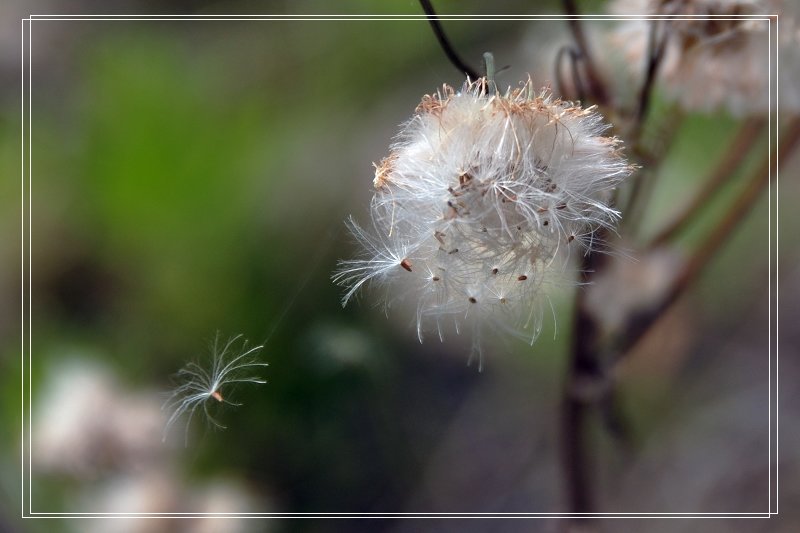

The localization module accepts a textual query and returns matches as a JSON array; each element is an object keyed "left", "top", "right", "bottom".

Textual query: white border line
[
  {"left": 22, "top": 512, "right": 775, "bottom": 517},
  {"left": 25, "top": 14, "right": 775, "bottom": 18},
  {"left": 25, "top": 15, "right": 771, "bottom": 22},
  {"left": 768, "top": 14, "right": 772, "bottom": 516},
  {"left": 26, "top": 14, "right": 32, "bottom": 520},
  {"left": 775, "top": 13, "right": 781, "bottom": 517},
  {"left": 20, "top": 13, "right": 779, "bottom": 519},
  {"left": 20, "top": 16, "right": 26, "bottom": 521}
]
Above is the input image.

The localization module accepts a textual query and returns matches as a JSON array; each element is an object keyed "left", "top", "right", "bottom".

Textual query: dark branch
[
  {"left": 419, "top": 0, "right": 480, "bottom": 80},
  {"left": 561, "top": 247, "right": 608, "bottom": 519},
  {"left": 619, "top": 106, "right": 685, "bottom": 233},
  {"left": 555, "top": 45, "right": 587, "bottom": 102},
  {"left": 632, "top": 19, "right": 669, "bottom": 139},
  {"left": 563, "top": 0, "right": 610, "bottom": 106}
]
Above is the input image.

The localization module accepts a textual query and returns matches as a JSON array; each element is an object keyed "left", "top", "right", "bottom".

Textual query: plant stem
[
  {"left": 619, "top": 106, "right": 685, "bottom": 234},
  {"left": 419, "top": 0, "right": 480, "bottom": 80},
  {"left": 637, "top": 20, "right": 667, "bottom": 120},
  {"left": 562, "top": 118, "right": 799, "bottom": 520},
  {"left": 630, "top": 19, "right": 668, "bottom": 141},
  {"left": 563, "top": 0, "right": 610, "bottom": 106},
  {"left": 555, "top": 45, "right": 587, "bottom": 102},
  {"left": 562, "top": 249, "right": 607, "bottom": 518}
]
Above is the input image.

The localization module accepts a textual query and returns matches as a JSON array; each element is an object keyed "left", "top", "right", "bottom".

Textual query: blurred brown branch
[
  {"left": 562, "top": 248, "right": 606, "bottom": 518},
  {"left": 562, "top": 116, "right": 799, "bottom": 523},
  {"left": 617, "top": 117, "right": 800, "bottom": 359},
  {"left": 650, "top": 117, "right": 768, "bottom": 247},
  {"left": 631, "top": 19, "right": 669, "bottom": 140}
]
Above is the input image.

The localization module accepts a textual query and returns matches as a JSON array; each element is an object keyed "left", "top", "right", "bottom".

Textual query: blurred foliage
[{"left": 4, "top": 8, "right": 542, "bottom": 526}]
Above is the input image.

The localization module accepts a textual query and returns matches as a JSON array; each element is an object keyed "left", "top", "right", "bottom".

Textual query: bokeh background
[{"left": 1, "top": 1, "right": 798, "bottom": 532}]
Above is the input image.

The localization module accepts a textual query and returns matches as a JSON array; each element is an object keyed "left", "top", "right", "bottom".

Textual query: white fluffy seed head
[
  {"left": 335, "top": 78, "right": 633, "bottom": 357},
  {"left": 162, "top": 334, "right": 268, "bottom": 444}
]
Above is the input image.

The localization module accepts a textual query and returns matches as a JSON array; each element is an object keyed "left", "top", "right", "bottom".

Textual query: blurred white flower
[
  {"left": 610, "top": 0, "right": 800, "bottom": 115},
  {"left": 162, "top": 334, "right": 267, "bottom": 443},
  {"left": 334, "top": 78, "right": 632, "bottom": 361},
  {"left": 79, "top": 470, "right": 178, "bottom": 533},
  {"left": 33, "top": 352, "right": 277, "bottom": 522},
  {"left": 189, "top": 480, "right": 268, "bottom": 533},
  {"left": 79, "top": 472, "right": 266, "bottom": 533},
  {"left": 33, "top": 358, "right": 164, "bottom": 477}
]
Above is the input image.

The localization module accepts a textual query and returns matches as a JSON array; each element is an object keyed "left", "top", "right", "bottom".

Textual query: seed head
[
  {"left": 334, "top": 78, "right": 632, "bottom": 360},
  {"left": 162, "top": 334, "right": 267, "bottom": 444}
]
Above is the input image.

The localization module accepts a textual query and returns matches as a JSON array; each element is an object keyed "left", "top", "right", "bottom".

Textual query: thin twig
[
  {"left": 419, "top": 0, "right": 480, "bottom": 80},
  {"left": 649, "top": 117, "right": 767, "bottom": 247},
  {"left": 619, "top": 106, "right": 685, "bottom": 232},
  {"left": 563, "top": 0, "right": 610, "bottom": 106},
  {"left": 630, "top": 19, "right": 669, "bottom": 140},
  {"left": 555, "top": 45, "right": 587, "bottom": 102},
  {"left": 615, "top": 16, "right": 672, "bottom": 223}
]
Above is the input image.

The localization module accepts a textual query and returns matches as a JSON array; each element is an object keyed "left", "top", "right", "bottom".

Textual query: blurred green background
[{"left": 1, "top": 1, "right": 798, "bottom": 532}]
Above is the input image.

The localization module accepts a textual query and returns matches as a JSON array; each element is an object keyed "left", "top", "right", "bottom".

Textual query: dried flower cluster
[
  {"left": 334, "top": 79, "right": 632, "bottom": 357},
  {"left": 611, "top": 0, "right": 800, "bottom": 115}
]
